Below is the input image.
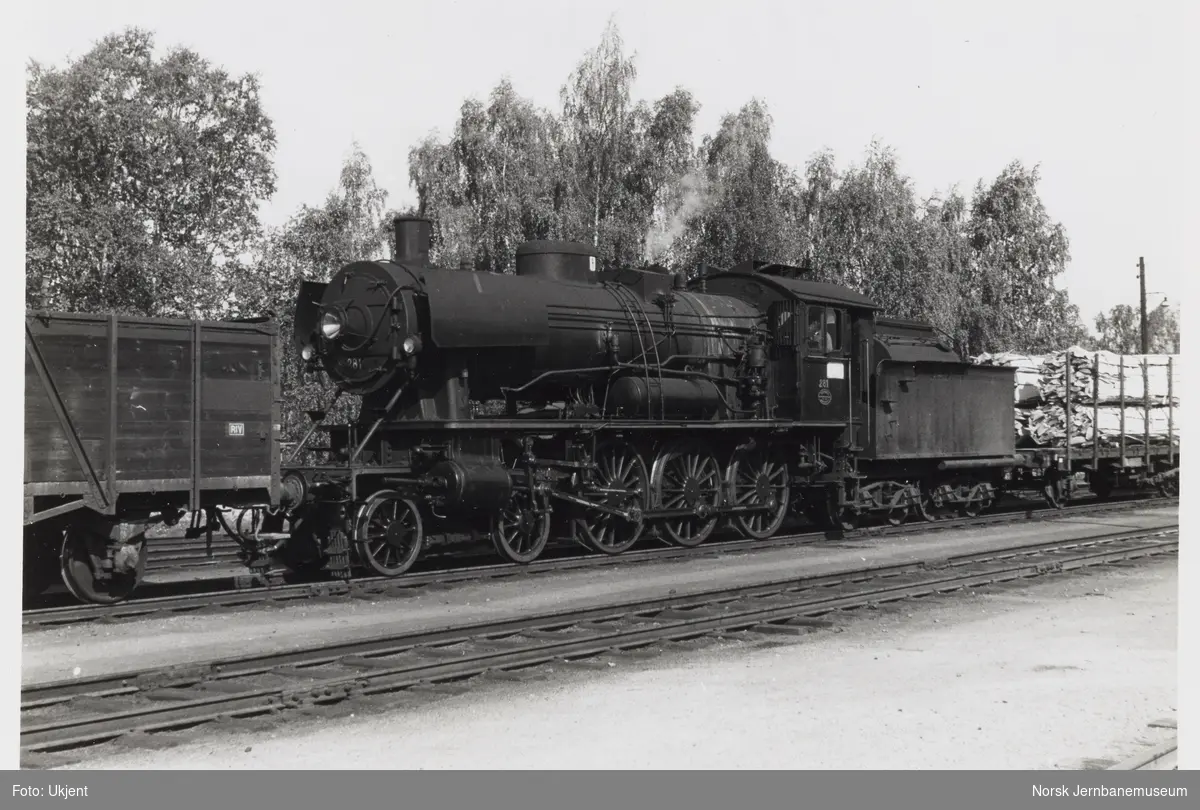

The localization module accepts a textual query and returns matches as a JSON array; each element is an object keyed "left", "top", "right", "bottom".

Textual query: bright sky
[{"left": 16, "top": 0, "right": 1196, "bottom": 323}]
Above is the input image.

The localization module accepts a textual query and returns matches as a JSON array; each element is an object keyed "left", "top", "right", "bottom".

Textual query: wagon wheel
[
  {"left": 60, "top": 525, "right": 147, "bottom": 605},
  {"left": 492, "top": 485, "right": 551, "bottom": 564},
  {"left": 885, "top": 484, "right": 912, "bottom": 527},
  {"left": 959, "top": 481, "right": 996, "bottom": 517},
  {"left": 578, "top": 441, "right": 648, "bottom": 555},
  {"left": 1042, "top": 472, "right": 1066, "bottom": 510},
  {"left": 353, "top": 491, "right": 424, "bottom": 577},
  {"left": 816, "top": 486, "right": 858, "bottom": 532},
  {"left": 726, "top": 446, "right": 791, "bottom": 540},
  {"left": 1159, "top": 475, "right": 1179, "bottom": 498},
  {"left": 914, "top": 482, "right": 942, "bottom": 522},
  {"left": 652, "top": 440, "right": 723, "bottom": 547}
]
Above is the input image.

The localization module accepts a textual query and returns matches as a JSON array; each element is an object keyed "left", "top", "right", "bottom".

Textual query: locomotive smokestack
[{"left": 393, "top": 216, "right": 431, "bottom": 266}]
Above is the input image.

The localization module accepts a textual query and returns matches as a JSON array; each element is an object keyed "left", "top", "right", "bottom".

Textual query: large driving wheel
[
  {"left": 652, "top": 441, "right": 723, "bottom": 548},
  {"left": 492, "top": 485, "right": 551, "bottom": 564},
  {"left": 353, "top": 491, "right": 424, "bottom": 577},
  {"left": 726, "top": 446, "right": 790, "bottom": 540},
  {"left": 579, "top": 441, "right": 648, "bottom": 555}
]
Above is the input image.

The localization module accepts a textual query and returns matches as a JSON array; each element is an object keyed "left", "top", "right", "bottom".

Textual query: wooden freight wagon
[{"left": 23, "top": 311, "right": 284, "bottom": 603}]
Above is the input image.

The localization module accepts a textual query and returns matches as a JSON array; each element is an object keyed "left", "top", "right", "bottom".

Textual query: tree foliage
[
  {"left": 962, "top": 162, "right": 1074, "bottom": 354},
  {"left": 230, "top": 145, "right": 392, "bottom": 439},
  {"left": 26, "top": 28, "right": 276, "bottom": 317},
  {"left": 28, "top": 22, "right": 1104, "bottom": 363},
  {"left": 403, "top": 23, "right": 1093, "bottom": 356},
  {"left": 1093, "top": 303, "right": 1181, "bottom": 354}
]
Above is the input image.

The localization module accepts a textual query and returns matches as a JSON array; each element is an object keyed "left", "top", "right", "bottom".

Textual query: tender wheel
[
  {"left": 915, "top": 482, "right": 940, "bottom": 522},
  {"left": 579, "top": 441, "right": 648, "bottom": 555},
  {"left": 652, "top": 441, "right": 723, "bottom": 548},
  {"left": 815, "top": 486, "right": 857, "bottom": 532},
  {"left": 60, "top": 525, "right": 146, "bottom": 605},
  {"left": 726, "top": 446, "right": 790, "bottom": 540},
  {"left": 353, "top": 491, "right": 424, "bottom": 577},
  {"left": 492, "top": 486, "right": 551, "bottom": 564},
  {"left": 884, "top": 483, "right": 914, "bottom": 527}
]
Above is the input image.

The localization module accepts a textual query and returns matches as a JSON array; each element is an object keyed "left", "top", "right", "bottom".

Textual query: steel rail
[
  {"left": 23, "top": 494, "right": 1176, "bottom": 629},
  {"left": 20, "top": 525, "right": 1178, "bottom": 754}
]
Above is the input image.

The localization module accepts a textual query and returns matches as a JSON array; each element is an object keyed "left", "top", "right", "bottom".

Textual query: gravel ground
[
  {"left": 21, "top": 505, "right": 1176, "bottom": 686},
  {"left": 54, "top": 553, "right": 1177, "bottom": 770}
]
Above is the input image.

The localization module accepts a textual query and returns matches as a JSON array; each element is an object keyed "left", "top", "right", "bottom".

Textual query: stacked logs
[{"left": 972, "top": 348, "right": 1181, "bottom": 449}]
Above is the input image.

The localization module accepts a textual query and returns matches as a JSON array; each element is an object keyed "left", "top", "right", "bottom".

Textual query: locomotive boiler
[{"left": 296, "top": 218, "right": 763, "bottom": 421}]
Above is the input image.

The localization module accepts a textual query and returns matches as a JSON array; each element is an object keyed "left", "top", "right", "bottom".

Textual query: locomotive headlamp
[
  {"left": 402, "top": 335, "right": 423, "bottom": 355},
  {"left": 301, "top": 344, "right": 315, "bottom": 361},
  {"left": 319, "top": 311, "right": 343, "bottom": 340}
]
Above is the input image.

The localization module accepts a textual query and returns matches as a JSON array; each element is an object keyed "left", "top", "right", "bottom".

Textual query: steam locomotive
[
  {"left": 277, "top": 216, "right": 1030, "bottom": 579},
  {"left": 23, "top": 216, "right": 1177, "bottom": 604}
]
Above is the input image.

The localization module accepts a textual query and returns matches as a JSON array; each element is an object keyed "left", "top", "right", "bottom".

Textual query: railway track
[
  {"left": 20, "top": 523, "right": 1177, "bottom": 761},
  {"left": 1111, "top": 739, "right": 1179, "bottom": 771},
  {"left": 23, "top": 494, "right": 1175, "bottom": 629}
]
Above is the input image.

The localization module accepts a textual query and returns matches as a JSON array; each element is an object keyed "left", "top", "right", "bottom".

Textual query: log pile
[{"left": 972, "top": 348, "right": 1181, "bottom": 449}]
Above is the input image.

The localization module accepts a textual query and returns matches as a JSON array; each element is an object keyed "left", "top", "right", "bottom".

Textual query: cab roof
[{"left": 699, "top": 261, "right": 880, "bottom": 311}]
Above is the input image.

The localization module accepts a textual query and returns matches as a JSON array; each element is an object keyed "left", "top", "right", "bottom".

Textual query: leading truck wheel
[
  {"left": 354, "top": 491, "right": 424, "bottom": 577},
  {"left": 60, "top": 526, "right": 146, "bottom": 605}
]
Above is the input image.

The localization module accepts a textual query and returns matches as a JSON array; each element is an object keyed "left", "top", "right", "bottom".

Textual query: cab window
[{"left": 805, "top": 306, "right": 843, "bottom": 354}]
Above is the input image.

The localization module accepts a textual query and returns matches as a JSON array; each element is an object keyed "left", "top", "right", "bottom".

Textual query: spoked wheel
[
  {"left": 579, "top": 441, "right": 648, "bottom": 555},
  {"left": 914, "top": 482, "right": 942, "bottom": 522},
  {"left": 726, "top": 446, "right": 790, "bottom": 540},
  {"left": 353, "top": 491, "right": 424, "bottom": 577},
  {"left": 884, "top": 483, "right": 914, "bottom": 527},
  {"left": 60, "top": 525, "right": 147, "bottom": 605},
  {"left": 957, "top": 482, "right": 993, "bottom": 518},
  {"left": 652, "top": 441, "right": 723, "bottom": 548},
  {"left": 815, "top": 486, "right": 858, "bottom": 532},
  {"left": 1159, "top": 474, "right": 1179, "bottom": 498},
  {"left": 492, "top": 486, "right": 551, "bottom": 564}
]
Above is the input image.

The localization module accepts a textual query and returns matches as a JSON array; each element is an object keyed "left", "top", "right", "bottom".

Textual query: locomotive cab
[{"left": 692, "top": 263, "right": 876, "bottom": 428}]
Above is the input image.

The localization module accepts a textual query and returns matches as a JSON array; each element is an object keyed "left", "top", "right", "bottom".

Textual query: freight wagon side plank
[{"left": 24, "top": 313, "right": 280, "bottom": 515}]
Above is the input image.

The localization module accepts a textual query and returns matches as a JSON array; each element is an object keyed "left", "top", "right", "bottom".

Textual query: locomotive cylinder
[
  {"left": 607, "top": 376, "right": 724, "bottom": 419},
  {"left": 429, "top": 457, "right": 513, "bottom": 512}
]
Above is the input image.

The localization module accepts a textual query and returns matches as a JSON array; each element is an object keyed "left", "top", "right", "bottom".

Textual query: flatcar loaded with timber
[{"left": 23, "top": 216, "right": 1181, "bottom": 604}]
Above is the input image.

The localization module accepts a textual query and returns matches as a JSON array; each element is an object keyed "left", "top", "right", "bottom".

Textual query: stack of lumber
[
  {"left": 973, "top": 348, "right": 1181, "bottom": 448},
  {"left": 1022, "top": 404, "right": 1176, "bottom": 448},
  {"left": 1038, "top": 349, "right": 1180, "bottom": 407}
]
